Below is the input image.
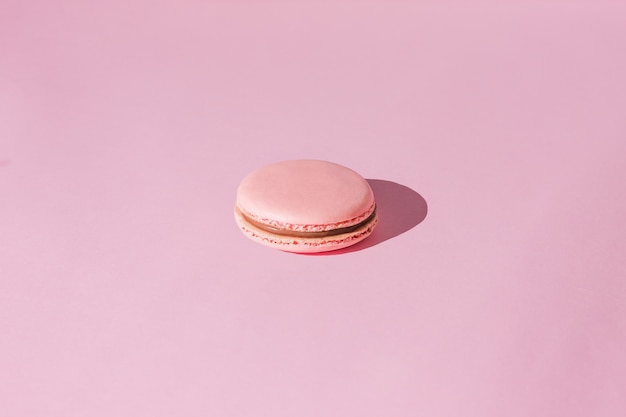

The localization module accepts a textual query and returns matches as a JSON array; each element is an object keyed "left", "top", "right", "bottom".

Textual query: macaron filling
[{"left": 236, "top": 205, "right": 377, "bottom": 238}]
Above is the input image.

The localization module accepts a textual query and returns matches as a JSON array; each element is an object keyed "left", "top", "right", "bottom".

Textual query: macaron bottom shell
[{"left": 234, "top": 207, "right": 378, "bottom": 253}]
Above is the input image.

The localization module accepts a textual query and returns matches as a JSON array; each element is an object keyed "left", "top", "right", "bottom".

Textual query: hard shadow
[{"left": 305, "top": 179, "right": 428, "bottom": 255}]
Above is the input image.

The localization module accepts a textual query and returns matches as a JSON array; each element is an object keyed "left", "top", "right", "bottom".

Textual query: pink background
[{"left": 2, "top": 1, "right": 625, "bottom": 416}]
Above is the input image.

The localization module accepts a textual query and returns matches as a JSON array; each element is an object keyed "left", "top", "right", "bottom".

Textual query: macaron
[{"left": 234, "top": 160, "right": 377, "bottom": 253}]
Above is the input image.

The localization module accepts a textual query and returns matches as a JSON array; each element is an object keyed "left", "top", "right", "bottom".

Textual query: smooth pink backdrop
[{"left": 2, "top": 1, "right": 625, "bottom": 416}]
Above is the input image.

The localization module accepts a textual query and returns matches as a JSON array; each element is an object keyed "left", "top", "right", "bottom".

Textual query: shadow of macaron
[{"left": 304, "top": 179, "right": 427, "bottom": 255}]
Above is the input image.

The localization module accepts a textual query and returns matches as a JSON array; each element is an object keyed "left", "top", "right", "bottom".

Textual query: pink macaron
[{"left": 234, "top": 160, "right": 378, "bottom": 253}]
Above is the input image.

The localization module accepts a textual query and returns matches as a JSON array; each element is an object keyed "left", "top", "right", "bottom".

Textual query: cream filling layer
[{"left": 236, "top": 206, "right": 377, "bottom": 238}]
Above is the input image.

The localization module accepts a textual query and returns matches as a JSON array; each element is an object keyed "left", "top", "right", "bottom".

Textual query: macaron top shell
[{"left": 236, "top": 160, "right": 375, "bottom": 232}]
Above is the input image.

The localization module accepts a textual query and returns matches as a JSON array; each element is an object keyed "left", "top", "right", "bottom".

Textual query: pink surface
[{"left": 1, "top": 1, "right": 625, "bottom": 416}]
